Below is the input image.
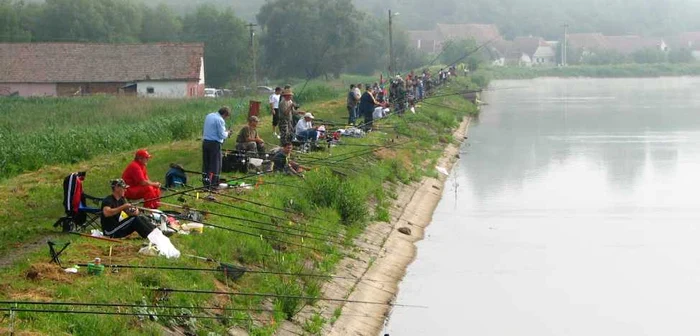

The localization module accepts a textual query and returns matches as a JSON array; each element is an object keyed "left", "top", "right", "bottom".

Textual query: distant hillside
[{"left": 154, "top": 0, "right": 700, "bottom": 39}]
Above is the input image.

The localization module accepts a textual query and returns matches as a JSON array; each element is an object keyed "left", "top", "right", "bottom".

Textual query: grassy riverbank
[
  {"left": 476, "top": 63, "right": 700, "bottom": 80},
  {"left": 0, "top": 76, "right": 478, "bottom": 335}
]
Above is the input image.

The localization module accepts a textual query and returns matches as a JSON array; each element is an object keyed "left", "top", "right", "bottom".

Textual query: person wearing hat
[
  {"left": 236, "top": 115, "right": 265, "bottom": 155},
  {"left": 278, "top": 88, "right": 295, "bottom": 145},
  {"left": 295, "top": 112, "right": 318, "bottom": 142},
  {"left": 100, "top": 179, "right": 156, "bottom": 238},
  {"left": 121, "top": 149, "right": 161, "bottom": 209}
]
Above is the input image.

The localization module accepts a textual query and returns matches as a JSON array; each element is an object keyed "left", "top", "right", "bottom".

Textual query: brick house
[
  {"left": 408, "top": 23, "right": 503, "bottom": 53},
  {"left": 0, "top": 43, "right": 205, "bottom": 97}
]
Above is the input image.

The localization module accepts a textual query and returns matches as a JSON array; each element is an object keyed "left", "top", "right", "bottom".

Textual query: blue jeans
[{"left": 296, "top": 129, "right": 318, "bottom": 142}]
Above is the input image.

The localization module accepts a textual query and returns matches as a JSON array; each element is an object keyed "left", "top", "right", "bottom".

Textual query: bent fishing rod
[{"left": 153, "top": 288, "right": 428, "bottom": 308}]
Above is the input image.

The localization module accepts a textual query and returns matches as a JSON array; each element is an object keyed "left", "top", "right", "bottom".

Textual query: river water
[{"left": 385, "top": 77, "right": 700, "bottom": 335}]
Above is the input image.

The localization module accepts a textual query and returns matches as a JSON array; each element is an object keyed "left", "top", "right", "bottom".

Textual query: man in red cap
[{"left": 121, "top": 149, "right": 161, "bottom": 209}]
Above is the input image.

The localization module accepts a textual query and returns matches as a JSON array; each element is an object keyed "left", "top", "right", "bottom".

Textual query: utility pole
[
  {"left": 562, "top": 24, "right": 569, "bottom": 66},
  {"left": 388, "top": 9, "right": 393, "bottom": 76},
  {"left": 247, "top": 23, "right": 258, "bottom": 85}
]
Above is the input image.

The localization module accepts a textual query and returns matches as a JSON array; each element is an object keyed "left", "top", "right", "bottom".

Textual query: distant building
[
  {"left": 511, "top": 37, "right": 556, "bottom": 66},
  {"left": 666, "top": 32, "right": 700, "bottom": 60},
  {"left": 0, "top": 43, "right": 205, "bottom": 98},
  {"left": 605, "top": 35, "right": 667, "bottom": 54},
  {"left": 408, "top": 23, "right": 503, "bottom": 54}
]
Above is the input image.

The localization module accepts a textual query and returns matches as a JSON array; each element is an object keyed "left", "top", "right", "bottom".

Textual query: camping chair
[{"left": 53, "top": 172, "right": 102, "bottom": 233}]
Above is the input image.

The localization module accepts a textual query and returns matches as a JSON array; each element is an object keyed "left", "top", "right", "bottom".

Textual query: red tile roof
[
  {"left": 566, "top": 33, "right": 610, "bottom": 51},
  {"left": 605, "top": 35, "right": 664, "bottom": 54},
  {"left": 0, "top": 43, "right": 204, "bottom": 83},
  {"left": 512, "top": 37, "right": 546, "bottom": 57},
  {"left": 435, "top": 23, "right": 503, "bottom": 44}
]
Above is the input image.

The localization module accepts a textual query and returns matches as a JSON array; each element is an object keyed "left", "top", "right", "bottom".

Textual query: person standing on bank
[
  {"left": 359, "top": 84, "right": 381, "bottom": 131},
  {"left": 278, "top": 89, "right": 295, "bottom": 145},
  {"left": 202, "top": 106, "right": 232, "bottom": 188},
  {"left": 269, "top": 87, "right": 281, "bottom": 137}
]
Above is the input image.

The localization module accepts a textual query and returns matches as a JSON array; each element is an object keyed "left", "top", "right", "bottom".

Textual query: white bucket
[{"left": 249, "top": 158, "right": 263, "bottom": 167}]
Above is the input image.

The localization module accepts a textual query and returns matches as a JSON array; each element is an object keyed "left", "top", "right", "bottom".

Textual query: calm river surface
[{"left": 385, "top": 77, "right": 700, "bottom": 335}]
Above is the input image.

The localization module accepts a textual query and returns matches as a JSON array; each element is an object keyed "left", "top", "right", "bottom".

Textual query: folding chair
[{"left": 53, "top": 172, "right": 102, "bottom": 233}]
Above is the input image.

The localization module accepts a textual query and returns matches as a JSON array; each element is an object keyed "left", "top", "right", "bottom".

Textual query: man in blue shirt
[{"left": 202, "top": 106, "right": 231, "bottom": 188}]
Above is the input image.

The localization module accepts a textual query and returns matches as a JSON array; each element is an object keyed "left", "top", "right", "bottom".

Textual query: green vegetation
[
  {"left": 475, "top": 63, "right": 700, "bottom": 80},
  {"left": 0, "top": 76, "right": 479, "bottom": 334}
]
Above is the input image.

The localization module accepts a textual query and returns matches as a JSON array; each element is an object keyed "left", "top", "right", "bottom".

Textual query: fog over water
[{"left": 385, "top": 77, "right": 700, "bottom": 335}]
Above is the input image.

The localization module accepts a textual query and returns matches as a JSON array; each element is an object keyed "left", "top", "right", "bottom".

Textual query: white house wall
[{"left": 137, "top": 81, "right": 188, "bottom": 98}]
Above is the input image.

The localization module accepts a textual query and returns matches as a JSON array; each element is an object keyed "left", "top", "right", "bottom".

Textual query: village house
[
  {"left": 0, "top": 43, "right": 205, "bottom": 98},
  {"left": 666, "top": 32, "right": 700, "bottom": 60},
  {"left": 408, "top": 23, "right": 503, "bottom": 53}
]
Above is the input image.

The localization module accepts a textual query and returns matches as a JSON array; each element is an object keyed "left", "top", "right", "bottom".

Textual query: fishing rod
[
  {"left": 0, "top": 300, "right": 270, "bottom": 313},
  {"left": 73, "top": 263, "right": 391, "bottom": 283},
  {"left": 0, "top": 307, "right": 263, "bottom": 321},
  {"left": 207, "top": 191, "right": 326, "bottom": 223},
  {"left": 153, "top": 288, "right": 428, "bottom": 308},
  {"left": 141, "top": 205, "right": 343, "bottom": 245},
  {"left": 175, "top": 214, "right": 328, "bottom": 253},
  {"left": 162, "top": 188, "right": 345, "bottom": 240}
]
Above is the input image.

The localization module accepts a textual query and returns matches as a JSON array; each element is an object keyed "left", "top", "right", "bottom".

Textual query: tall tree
[
  {"left": 0, "top": 0, "right": 32, "bottom": 42},
  {"left": 140, "top": 3, "right": 182, "bottom": 42},
  {"left": 182, "top": 4, "right": 249, "bottom": 87},
  {"left": 256, "top": 0, "right": 363, "bottom": 79}
]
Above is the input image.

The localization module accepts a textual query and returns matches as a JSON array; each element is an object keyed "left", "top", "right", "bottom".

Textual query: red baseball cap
[{"left": 135, "top": 149, "right": 152, "bottom": 159}]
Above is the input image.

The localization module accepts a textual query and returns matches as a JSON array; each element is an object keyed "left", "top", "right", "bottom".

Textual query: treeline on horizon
[
  {"left": 156, "top": 0, "right": 700, "bottom": 39},
  {"left": 0, "top": 0, "right": 426, "bottom": 87}
]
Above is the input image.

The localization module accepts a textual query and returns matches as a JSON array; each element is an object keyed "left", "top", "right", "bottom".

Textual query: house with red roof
[
  {"left": 408, "top": 23, "right": 503, "bottom": 54},
  {"left": 0, "top": 43, "right": 205, "bottom": 97}
]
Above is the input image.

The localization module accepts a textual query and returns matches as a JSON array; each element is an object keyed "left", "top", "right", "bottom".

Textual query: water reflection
[{"left": 385, "top": 77, "right": 700, "bottom": 336}]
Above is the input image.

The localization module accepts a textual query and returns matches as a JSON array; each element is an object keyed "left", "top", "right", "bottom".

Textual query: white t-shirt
[
  {"left": 269, "top": 93, "right": 280, "bottom": 109},
  {"left": 295, "top": 118, "right": 313, "bottom": 135}
]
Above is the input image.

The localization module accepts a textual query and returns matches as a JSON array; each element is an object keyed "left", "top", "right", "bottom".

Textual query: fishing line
[
  {"left": 71, "top": 264, "right": 392, "bottom": 283},
  {"left": 161, "top": 189, "right": 346, "bottom": 241},
  {"left": 0, "top": 300, "right": 269, "bottom": 312},
  {"left": 0, "top": 307, "right": 262, "bottom": 321},
  {"left": 153, "top": 288, "right": 427, "bottom": 308}
]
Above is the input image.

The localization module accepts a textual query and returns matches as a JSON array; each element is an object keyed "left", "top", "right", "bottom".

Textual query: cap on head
[
  {"left": 248, "top": 115, "right": 260, "bottom": 123},
  {"left": 110, "top": 178, "right": 129, "bottom": 189},
  {"left": 304, "top": 112, "right": 314, "bottom": 119},
  {"left": 281, "top": 89, "right": 294, "bottom": 96},
  {"left": 135, "top": 149, "right": 152, "bottom": 159}
]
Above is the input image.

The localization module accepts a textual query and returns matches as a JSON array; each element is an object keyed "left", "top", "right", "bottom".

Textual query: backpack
[{"left": 165, "top": 165, "right": 187, "bottom": 188}]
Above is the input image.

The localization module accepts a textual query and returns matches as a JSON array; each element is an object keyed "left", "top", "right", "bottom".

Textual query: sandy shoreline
[{"left": 280, "top": 116, "right": 470, "bottom": 335}]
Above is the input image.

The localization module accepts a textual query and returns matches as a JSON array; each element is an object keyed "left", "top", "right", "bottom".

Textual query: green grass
[{"left": 0, "top": 75, "right": 479, "bottom": 335}]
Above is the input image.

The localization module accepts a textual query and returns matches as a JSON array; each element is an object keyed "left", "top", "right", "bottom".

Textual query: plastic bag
[{"left": 147, "top": 229, "right": 180, "bottom": 259}]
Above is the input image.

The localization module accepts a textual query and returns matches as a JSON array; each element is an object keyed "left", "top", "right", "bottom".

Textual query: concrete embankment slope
[{"left": 310, "top": 116, "right": 471, "bottom": 336}]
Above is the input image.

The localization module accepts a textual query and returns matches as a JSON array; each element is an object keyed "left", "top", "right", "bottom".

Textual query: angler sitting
[
  {"left": 100, "top": 179, "right": 156, "bottom": 238},
  {"left": 295, "top": 112, "right": 318, "bottom": 142},
  {"left": 236, "top": 115, "right": 265, "bottom": 156},
  {"left": 122, "top": 149, "right": 161, "bottom": 209},
  {"left": 273, "top": 142, "right": 307, "bottom": 175}
]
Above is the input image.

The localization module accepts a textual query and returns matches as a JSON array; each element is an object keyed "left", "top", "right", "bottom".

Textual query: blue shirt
[{"left": 202, "top": 112, "right": 230, "bottom": 143}]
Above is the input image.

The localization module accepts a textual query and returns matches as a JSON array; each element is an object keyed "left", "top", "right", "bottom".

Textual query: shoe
[{"left": 276, "top": 134, "right": 281, "bottom": 139}]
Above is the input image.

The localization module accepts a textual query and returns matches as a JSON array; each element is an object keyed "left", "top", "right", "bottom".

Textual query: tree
[
  {"left": 631, "top": 48, "right": 666, "bottom": 64},
  {"left": 140, "top": 3, "right": 182, "bottom": 42},
  {"left": 668, "top": 47, "right": 694, "bottom": 63},
  {"left": 182, "top": 5, "right": 250, "bottom": 87},
  {"left": 438, "top": 39, "right": 484, "bottom": 70},
  {"left": 0, "top": 0, "right": 32, "bottom": 42},
  {"left": 256, "top": 0, "right": 363, "bottom": 79}
]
